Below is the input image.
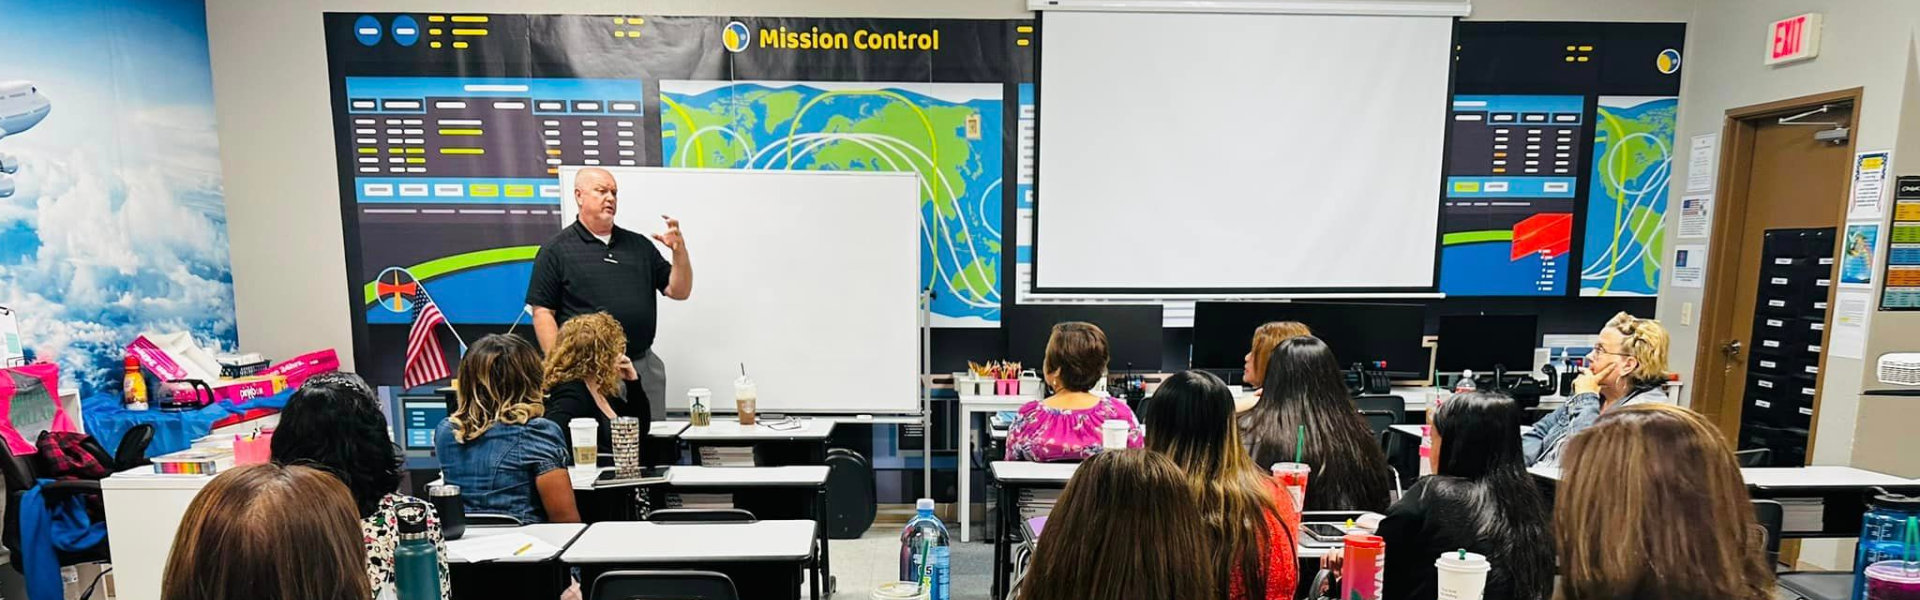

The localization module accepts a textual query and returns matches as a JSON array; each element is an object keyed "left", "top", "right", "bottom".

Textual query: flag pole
[{"left": 397, "top": 267, "right": 470, "bottom": 349}]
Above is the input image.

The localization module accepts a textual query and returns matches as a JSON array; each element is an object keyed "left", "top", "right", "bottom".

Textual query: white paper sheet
[
  {"left": 1672, "top": 244, "right": 1707, "bottom": 288},
  {"left": 1849, "top": 150, "right": 1891, "bottom": 220},
  {"left": 1679, "top": 194, "right": 1713, "bottom": 238},
  {"left": 1687, "top": 133, "right": 1718, "bottom": 192},
  {"left": 445, "top": 533, "right": 560, "bottom": 562},
  {"left": 1831, "top": 290, "right": 1871, "bottom": 360}
]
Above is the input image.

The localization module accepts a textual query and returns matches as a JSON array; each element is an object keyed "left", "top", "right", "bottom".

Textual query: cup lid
[{"left": 1435, "top": 550, "right": 1490, "bottom": 569}]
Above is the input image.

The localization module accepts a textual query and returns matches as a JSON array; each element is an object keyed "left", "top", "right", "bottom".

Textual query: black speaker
[{"left": 825, "top": 448, "right": 876, "bottom": 539}]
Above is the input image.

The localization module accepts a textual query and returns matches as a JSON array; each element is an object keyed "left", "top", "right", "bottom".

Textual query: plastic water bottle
[
  {"left": 1855, "top": 494, "right": 1920, "bottom": 600},
  {"left": 1454, "top": 369, "right": 1478, "bottom": 394},
  {"left": 392, "top": 501, "right": 442, "bottom": 600},
  {"left": 898, "top": 498, "right": 950, "bottom": 600}
]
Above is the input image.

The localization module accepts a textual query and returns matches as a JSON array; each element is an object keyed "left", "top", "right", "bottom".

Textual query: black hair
[
  {"left": 1427, "top": 391, "right": 1555, "bottom": 600},
  {"left": 269, "top": 372, "right": 404, "bottom": 519},
  {"left": 1244, "top": 335, "right": 1392, "bottom": 512}
]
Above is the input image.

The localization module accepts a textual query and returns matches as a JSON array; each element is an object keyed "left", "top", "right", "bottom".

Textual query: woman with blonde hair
[
  {"left": 162, "top": 464, "right": 370, "bottom": 600},
  {"left": 1523, "top": 311, "right": 1671, "bottom": 466},
  {"left": 543, "top": 312, "right": 645, "bottom": 454},
  {"left": 1238, "top": 321, "right": 1312, "bottom": 412},
  {"left": 1555, "top": 403, "right": 1772, "bottom": 600},
  {"left": 435, "top": 334, "right": 580, "bottom": 523}
]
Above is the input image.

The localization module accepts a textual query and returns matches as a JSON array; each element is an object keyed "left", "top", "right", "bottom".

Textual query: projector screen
[{"left": 1034, "top": 10, "right": 1455, "bottom": 292}]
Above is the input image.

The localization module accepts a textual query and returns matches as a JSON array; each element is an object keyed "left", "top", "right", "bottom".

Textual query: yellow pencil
[{"left": 512, "top": 542, "right": 534, "bottom": 556}]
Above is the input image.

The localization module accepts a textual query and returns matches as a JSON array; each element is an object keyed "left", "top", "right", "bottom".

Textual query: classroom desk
[
  {"left": 672, "top": 418, "right": 837, "bottom": 466},
  {"left": 1529, "top": 465, "right": 1920, "bottom": 538},
  {"left": 988, "top": 461, "right": 1078, "bottom": 600},
  {"left": 664, "top": 466, "right": 834, "bottom": 597},
  {"left": 445, "top": 524, "right": 584, "bottom": 600},
  {"left": 958, "top": 394, "right": 1035, "bottom": 542},
  {"left": 563, "top": 520, "right": 818, "bottom": 600}
]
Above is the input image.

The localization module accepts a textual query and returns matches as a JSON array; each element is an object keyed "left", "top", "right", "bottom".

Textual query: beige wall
[{"left": 1654, "top": 0, "right": 1920, "bottom": 568}]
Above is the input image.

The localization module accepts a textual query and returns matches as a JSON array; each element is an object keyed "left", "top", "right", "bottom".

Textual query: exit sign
[{"left": 1767, "top": 13, "right": 1822, "bottom": 65}]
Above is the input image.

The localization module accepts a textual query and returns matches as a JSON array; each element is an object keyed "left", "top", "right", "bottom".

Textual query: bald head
[{"left": 574, "top": 167, "right": 618, "bottom": 235}]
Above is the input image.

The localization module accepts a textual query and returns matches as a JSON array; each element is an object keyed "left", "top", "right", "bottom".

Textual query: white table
[
  {"left": 1529, "top": 465, "right": 1920, "bottom": 538},
  {"left": 445, "top": 523, "right": 584, "bottom": 564},
  {"left": 100, "top": 469, "right": 221, "bottom": 600},
  {"left": 957, "top": 394, "right": 1037, "bottom": 541},
  {"left": 565, "top": 520, "right": 818, "bottom": 600},
  {"left": 673, "top": 419, "right": 835, "bottom": 441},
  {"left": 988, "top": 461, "right": 1079, "bottom": 598},
  {"left": 650, "top": 420, "right": 689, "bottom": 438},
  {"left": 668, "top": 465, "right": 829, "bottom": 487}
]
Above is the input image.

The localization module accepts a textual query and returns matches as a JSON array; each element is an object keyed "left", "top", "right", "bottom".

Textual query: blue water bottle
[
  {"left": 898, "top": 498, "right": 950, "bottom": 600},
  {"left": 393, "top": 501, "right": 443, "bottom": 600},
  {"left": 1853, "top": 492, "right": 1920, "bottom": 600}
]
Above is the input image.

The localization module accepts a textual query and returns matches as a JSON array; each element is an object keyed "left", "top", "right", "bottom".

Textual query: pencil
[{"left": 513, "top": 542, "right": 534, "bottom": 556}]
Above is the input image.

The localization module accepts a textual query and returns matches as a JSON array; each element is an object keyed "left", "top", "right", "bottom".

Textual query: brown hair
[
  {"left": 1043, "top": 321, "right": 1109, "bottom": 393},
  {"left": 1604, "top": 311, "right": 1671, "bottom": 387},
  {"left": 544, "top": 312, "right": 627, "bottom": 398},
  {"left": 1556, "top": 403, "right": 1772, "bottom": 600},
  {"left": 451, "top": 334, "right": 547, "bottom": 443},
  {"left": 162, "top": 463, "right": 369, "bottom": 600},
  {"left": 1141, "top": 370, "right": 1292, "bottom": 599},
  {"left": 1014, "top": 450, "right": 1215, "bottom": 600},
  {"left": 1247, "top": 321, "right": 1312, "bottom": 384}
]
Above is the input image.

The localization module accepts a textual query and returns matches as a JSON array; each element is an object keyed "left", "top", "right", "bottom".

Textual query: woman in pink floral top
[{"left": 1005, "top": 322, "right": 1144, "bottom": 462}]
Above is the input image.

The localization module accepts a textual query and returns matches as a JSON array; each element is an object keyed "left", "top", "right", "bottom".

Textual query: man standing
[{"left": 526, "top": 167, "right": 692, "bottom": 408}]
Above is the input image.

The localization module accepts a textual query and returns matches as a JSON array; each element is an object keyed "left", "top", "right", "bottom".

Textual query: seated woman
[
  {"left": 1013, "top": 450, "right": 1213, "bottom": 600},
  {"left": 163, "top": 463, "right": 370, "bottom": 600},
  {"left": 1555, "top": 403, "right": 1773, "bottom": 600},
  {"left": 1141, "top": 370, "right": 1299, "bottom": 600},
  {"left": 435, "top": 334, "right": 581, "bottom": 524},
  {"left": 1240, "top": 335, "right": 1392, "bottom": 512},
  {"left": 1005, "top": 322, "right": 1143, "bottom": 462},
  {"left": 543, "top": 312, "right": 646, "bottom": 454},
  {"left": 1237, "top": 321, "right": 1312, "bottom": 412},
  {"left": 1325, "top": 391, "right": 1553, "bottom": 600},
  {"left": 272, "top": 372, "right": 449, "bottom": 599},
  {"left": 1524, "top": 311, "right": 1671, "bottom": 466}
]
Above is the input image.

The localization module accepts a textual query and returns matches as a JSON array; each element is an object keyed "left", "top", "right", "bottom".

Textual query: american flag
[{"left": 403, "top": 293, "right": 451, "bottom": 389}]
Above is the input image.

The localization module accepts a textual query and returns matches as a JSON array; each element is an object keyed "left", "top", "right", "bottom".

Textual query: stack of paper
[
  {"left": 1779, "top": 498, "right": 1826, "bottom": 534},
  {"left": 667, "top": 493, "right": 735, "bottom": 510},
  {"left": 1016, "top": 488, "right": 1062, "bottom": 521},
  {"left": 445, "top": 533, "right": 560, "bottom": 562},
  {"left": 698, "top": 446, "right": 756, "bottom": 467}
]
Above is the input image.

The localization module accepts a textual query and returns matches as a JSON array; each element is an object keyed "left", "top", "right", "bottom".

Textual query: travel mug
[{"left": 427, "top": 483, "right": 465, "bottom": 540}]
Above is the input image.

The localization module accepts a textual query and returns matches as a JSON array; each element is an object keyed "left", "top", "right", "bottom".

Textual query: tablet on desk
[{"left": 593, "top": 466, "right": 669, "bottom": 489}]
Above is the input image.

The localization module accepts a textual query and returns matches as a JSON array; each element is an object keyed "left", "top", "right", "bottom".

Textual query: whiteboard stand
[{"left": 919, "top": 289, "right": 932, "bottom": 499}]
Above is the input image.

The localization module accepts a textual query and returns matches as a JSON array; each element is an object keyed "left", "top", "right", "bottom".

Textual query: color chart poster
[{"left": 325, "top": 14, "right": 1032, "bottom": 385}]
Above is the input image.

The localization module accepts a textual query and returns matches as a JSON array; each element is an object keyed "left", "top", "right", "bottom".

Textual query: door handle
[{"left": 1722, "top": 339, "right": 1742, "bottom": 361}]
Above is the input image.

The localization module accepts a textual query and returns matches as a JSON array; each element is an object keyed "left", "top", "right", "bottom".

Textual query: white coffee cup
[
  {"left": 1100, "top": 419, "right": 1129, "bottom": 449},
  {"left": 568, "top": 418, "right": 599, "bottom": 470},
  {"left": 1435, "top": 550, "right": 1491, "bottom": 600}
]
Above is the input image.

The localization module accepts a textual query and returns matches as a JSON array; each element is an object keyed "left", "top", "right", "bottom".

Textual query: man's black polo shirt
[{"left": 525, "top": 220, "right": 672, "bottom": 359}]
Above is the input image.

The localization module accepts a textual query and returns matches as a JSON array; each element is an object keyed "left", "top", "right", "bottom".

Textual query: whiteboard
[{"left": 557, "top": 167, "right": 921, "bottom": 414}]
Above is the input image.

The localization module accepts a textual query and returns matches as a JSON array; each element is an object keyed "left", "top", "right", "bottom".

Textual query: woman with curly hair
[
  {"left": 436, "top": 334, "right": 580, "bottom": 524},
  {"left": 272, "top": 372, "right": 449, "bottom": 599},
  {"left": 542, "top": 312, "right": 646, "bottom": 455}
]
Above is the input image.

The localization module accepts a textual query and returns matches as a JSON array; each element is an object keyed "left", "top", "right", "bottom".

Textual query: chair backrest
[
  {"left": 1751, "top": 499, "right": 1784, "bottom": 566},
  {"left": 591, "top": 570, "right": 739, "bottom": 600},
  {"left": 0, "top": 449, "right": 35, "bottom": 493},
  {"left": 1359, "top": 410, "right": 1396, "bottom": 439},
  {"left": 646, "top": 508, "right": 757, "bottom": 523},
  {"left": 1735, "top": 448, "right": 1772, "bottom": 468},
  {"left": 1353, "top": 395, "right": 1405, "bottom": 423},
  {"left": 465, "top": 513, "right": 525, "bottom": 527},
  {"left": 113, "top": 424, "right": 155, "bottom": 470}
]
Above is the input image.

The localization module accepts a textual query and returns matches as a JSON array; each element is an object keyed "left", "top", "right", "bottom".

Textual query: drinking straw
[
  {"left": 1295, "top": 425, "right": 1305, "bottom": 463},
  {"left": 1904, "top": 516, "right": 1917, "bottom": 575}
]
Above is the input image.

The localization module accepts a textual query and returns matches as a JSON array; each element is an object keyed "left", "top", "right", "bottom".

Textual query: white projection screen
[{"left": 1033, "top": 9, "right": 1456, "bottom": 292}]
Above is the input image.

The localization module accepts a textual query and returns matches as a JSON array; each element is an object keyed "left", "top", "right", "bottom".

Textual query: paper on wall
[
  {"left": 1672, "top": 244, "right": 1707, "bottom": 288},
  {"left": 1841, "top": 222, "right": 1880, "bottom": 287},
  {"left": 1830, "top": 290, "right": 1871, "bottom": 360},
  {"left": 1849, "top": 150, "right": 1892, "bottom": 220},
  {"left": 1679, "top": 194, "right": 1713, "bottom": 238},
  {"left": 1687, "top": 133, "right": 1718, "bottom": 192}
]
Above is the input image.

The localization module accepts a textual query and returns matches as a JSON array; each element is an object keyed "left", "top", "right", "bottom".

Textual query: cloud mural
[{"left": 0, "top": 0, "right": 235, "bottom": 397}]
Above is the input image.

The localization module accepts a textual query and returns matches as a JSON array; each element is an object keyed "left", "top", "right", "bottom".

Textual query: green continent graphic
[
  {"left": 660, "top": 82, "right": 1005, "bottom": 325},
  {"left": 1580, "top": 97, "right": 1676, "bottom": 297}
]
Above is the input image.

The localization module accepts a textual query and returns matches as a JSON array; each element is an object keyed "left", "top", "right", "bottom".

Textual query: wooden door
[{"left": 1694, "top": 90, "right": 1859, "bottom": 454}]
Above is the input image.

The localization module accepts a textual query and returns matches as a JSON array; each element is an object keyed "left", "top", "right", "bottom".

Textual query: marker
[{"left": 513, "top": 542, "right": 534, "bottom": 556}]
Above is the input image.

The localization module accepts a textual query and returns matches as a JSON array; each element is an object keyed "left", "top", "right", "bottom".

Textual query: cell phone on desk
[{"left": 1302, "top": 522, "right": 1351, "bottom": 544}]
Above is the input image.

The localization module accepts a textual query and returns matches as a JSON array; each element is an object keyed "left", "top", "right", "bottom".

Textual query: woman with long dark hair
[
  {"left": 1013, "top": 450, "right": 1214, "bottom": 600},
  {"left": 272, "top": 372, "right": 449, "bottom": 599},
  {"left": 1141, "top": 370, "right": 1299, "bottom": 600},
  {"left": 1327, "top": 391, "right": 1553, "bottom": 600},
  {"left": 1241, "top": 335, "right": 1392, "bottom": 511}
]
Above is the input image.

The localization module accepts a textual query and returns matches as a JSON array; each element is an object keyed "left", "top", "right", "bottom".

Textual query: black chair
[
  {"left": 591, "top": 570, "right": 739, "bottom": 600},
  {"left": 465, "top": 513, "right": 525, "bottom": 527},
  {"left": 1753, "top": 498, "right": 1852, "bottom": 600},
  {"left": 645, "top": 508, "right": 756, "bottom": 523},
  {"left": 1, "top": 424, "right": 154, "bottom": 575},
  {"left": 1353, "top": 395, "right": 1406, "bottom": 424},
  {"left": 1735, "top": 448, "right": 1773, "bottom": 467},
  {"left": 1359, "top": 410, "right": 1396, "bottom": 440}
]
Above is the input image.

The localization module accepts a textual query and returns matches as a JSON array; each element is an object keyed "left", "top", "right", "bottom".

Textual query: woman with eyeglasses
[{"left": 1522, "top": 312, "right": 1672, "bottom": 466}]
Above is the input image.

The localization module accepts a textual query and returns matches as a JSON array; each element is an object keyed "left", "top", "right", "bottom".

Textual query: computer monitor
[
  {"left": 1005, "top": 304, "right": 1165, "bottom": 374},
  {"left": 395, "top": 395, "right": 450, "bottom": 451},
  {"left": 1191, "top": 301, "right": 1430, "bottom": 379},
  {"left": 1435, "top": 314, "right": 1539, "bottom": 374}
]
